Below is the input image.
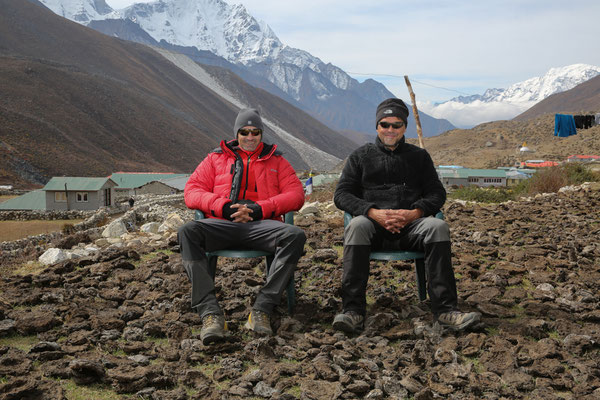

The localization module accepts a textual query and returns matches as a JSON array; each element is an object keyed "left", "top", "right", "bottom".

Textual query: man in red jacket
[{"left": 178, "top": 108, "right": 306, "bottom": 345}]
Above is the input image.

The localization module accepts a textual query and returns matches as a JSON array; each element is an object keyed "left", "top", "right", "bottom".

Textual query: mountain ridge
[
  {"left": 39, "top": 0, "right": 456, "bottom": 138},
  {"left": 0, "top": 0, "right": 356, "bottom": 187}
]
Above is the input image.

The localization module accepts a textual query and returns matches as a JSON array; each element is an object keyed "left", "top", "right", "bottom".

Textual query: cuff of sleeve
[
  {"left": 222, "top": 202, "right": 235, "bottom": 220},
  {"left": 247, "top": 203, "right": 263, "bottom": 220}
]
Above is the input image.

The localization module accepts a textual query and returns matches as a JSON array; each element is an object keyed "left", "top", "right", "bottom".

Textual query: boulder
[
  {"left": 102, "top": 220, "right": 128, "bottom": 238},
  {"left": 39, "top": 248, "right": 67, "bottom": 265},
  {"left": 158, "top": 213, "right": 185, "bottom": 232},
  {"left": 140, "top": 222, "right": 160, "bottom": 234},
  {"left": 299, "top": 201, "right": 320, "bottom": 215}
]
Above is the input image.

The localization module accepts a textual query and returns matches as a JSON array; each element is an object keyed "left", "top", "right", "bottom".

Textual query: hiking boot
[
  {"left": 245, "top": 310, "right": 273, "bottom": 335},
  {"left": 332, "top": 311, "right": 364, "bottom": 333},
  {"left": 436, "top": 310, "right": 481, "bottom": 331},
  {"left": 200, "top": 314, "right": 227, "bottom": 345}
]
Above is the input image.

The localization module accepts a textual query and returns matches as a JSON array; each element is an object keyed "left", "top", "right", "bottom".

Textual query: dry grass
[
  {"left": 0, "top": 219, "right": 84, "bottom": 242},
  {"left": 11, "top": 261, "right": 47, "bottom": 276}
]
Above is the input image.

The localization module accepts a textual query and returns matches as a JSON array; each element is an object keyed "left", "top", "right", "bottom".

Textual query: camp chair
[
  {"left": 343, "top": 211, "right": 444, "bottom": 301},
  {"left": 194, "top": 210, "right": 296, "bottom": 314}
]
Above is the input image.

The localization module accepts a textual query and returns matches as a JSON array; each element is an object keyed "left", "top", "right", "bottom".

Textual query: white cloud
[{"left": 418, "top": 100, "right": 535, "bottom": 128}]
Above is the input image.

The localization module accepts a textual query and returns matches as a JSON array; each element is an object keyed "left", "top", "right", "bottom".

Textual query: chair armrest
[
  {"left": 284, "top": 212, "right": 294, "bottom": 225},
  {"left": 344, "top": 212, "right": 352, "bottom": 227}
]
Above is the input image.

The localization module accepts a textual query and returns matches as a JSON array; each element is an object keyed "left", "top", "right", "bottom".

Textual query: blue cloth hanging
[{"left": 554, "top": 114, "right": 577, "bottom": 137}]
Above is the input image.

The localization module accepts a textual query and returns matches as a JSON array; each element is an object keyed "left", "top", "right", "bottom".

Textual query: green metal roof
[
  {"left": 0, "top": 190, "right": 46, "bottom": 210},
  {"left": 438, "top": 168, "right": 506, "bottom": 179},
  {"left": 110, "top": 173, "right": 189, "bottom": 189},
  {"left": 42, "top": 177, "right": 115, "bottom": 191}
]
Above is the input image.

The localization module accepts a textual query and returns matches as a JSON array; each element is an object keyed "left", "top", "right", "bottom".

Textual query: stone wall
[
  {"left": 0, "top": 193, "right": 190, "bottom": 264},
  {"left": 0, "top": 209, "right": 93, "bottom": 221}
]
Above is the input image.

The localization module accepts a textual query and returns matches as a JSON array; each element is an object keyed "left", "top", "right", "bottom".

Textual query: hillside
[
  {"left": 416, "top": 114, "right": 600, "bottom": 169},
  {"left": 0, "top": 0, "right": 356, "bottom": 188}
]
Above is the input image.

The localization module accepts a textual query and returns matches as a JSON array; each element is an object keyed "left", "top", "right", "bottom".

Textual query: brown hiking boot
[
  {"left": 200, "top": 314, "right": 227, "bottom": 345},
  {"left": 332, "top": 311, "right": 364, "bottom": 333},
  {"left": 436, "top": 310, "right": 481, "bottom": 331},
  {"left": 244, "top": 310, "right": 273, "bottom": 335}
]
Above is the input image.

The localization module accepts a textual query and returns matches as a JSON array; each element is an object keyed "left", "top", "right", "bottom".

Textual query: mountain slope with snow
[
  {"left": 41, "top": 0, "right": 113, "bottom": 22},
  {"left": 422, "top": 64, "right": 600, "bottom": 127},
  {"left": 39, "top": 0, "right": 455, "bottom": 138}
]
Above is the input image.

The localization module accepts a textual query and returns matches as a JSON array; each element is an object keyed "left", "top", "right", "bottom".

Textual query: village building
[
  {"left": 567, "top": 155, "right": 600, "bottom": 163},
  {"left": 0, "top": 177, "right": 116, "bottom": 211},
  {"left": 43, "top": 177, "right": 116, "bottom": 211},
  {"left": 109, "top": 172, "right": 189, "bottom": 198},
  {"left": 437, "top": 168, "right": 507, "bottom": 188},
  {"left": 136, "top": 175, "right": 189, "bottom": 195}
]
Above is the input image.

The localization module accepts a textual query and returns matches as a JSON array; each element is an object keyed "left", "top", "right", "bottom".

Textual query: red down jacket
[{"left": 184, "top": 139, "right": 305, "bottom": 220}]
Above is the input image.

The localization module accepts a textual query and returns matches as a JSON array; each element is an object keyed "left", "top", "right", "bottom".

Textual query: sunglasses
[
  {"left": 379, "top": 121, "right": 405, "bottom": 129},
  {"left": 238, "top": 129, "right": 262, "bottom": 136}
]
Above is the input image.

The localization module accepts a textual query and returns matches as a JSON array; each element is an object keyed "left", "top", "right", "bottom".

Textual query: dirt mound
[{"left": 1, "top": 186, "right": 599, "bottom": 398}]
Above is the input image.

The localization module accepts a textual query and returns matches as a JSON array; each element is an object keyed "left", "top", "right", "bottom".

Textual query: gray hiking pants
[
  {"left": 178, "top": 218, "right": 306, "bottom": 318},
  {"left": 343, "top": 215, "right": 457, "bottom": 316}
]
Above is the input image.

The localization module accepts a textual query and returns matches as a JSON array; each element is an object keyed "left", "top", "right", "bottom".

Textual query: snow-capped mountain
[
  {"left": 40, "top": 0, "right": 113, "bottom": 23},
  {"left": 422, "top": 64, "right": 600, "bottom": 128},
  {"left": 38, "top": 0, "right": 455, "bottom": 137},
  {"left": 449, "top": 64, "right": 600, "bottom": 104},
  {"left": 110, "top": 0, "right": 282, "bottom": 65}
]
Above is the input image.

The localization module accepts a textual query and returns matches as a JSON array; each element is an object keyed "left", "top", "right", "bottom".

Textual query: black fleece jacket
[{"left": 334, "top": 136, "right": 446, "bottom": 217}]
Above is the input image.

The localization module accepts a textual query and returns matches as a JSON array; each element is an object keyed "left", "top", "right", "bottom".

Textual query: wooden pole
[{"left": 404, "top": 75, "right": 425, "bottom": 149}]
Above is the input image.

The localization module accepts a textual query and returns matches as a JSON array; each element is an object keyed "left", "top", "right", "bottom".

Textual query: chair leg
[
  {"left": 286, "top": 273, "right": 295, "bottom": 315},
  {"left": 266, "top": 255, "right": 296, "bottom": 315},
  {"left": 415, "top": 258, "right": 427, "bottom": 301}
]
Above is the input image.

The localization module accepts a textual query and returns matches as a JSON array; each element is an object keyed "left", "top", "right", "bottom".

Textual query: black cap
[{"left": 375, "top": 98, "right": 409, "bottom": 128}]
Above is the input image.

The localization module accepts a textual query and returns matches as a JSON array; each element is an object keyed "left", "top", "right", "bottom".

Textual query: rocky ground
[{"left": 1, "top": 186, "right": 599, "bottom": 400}]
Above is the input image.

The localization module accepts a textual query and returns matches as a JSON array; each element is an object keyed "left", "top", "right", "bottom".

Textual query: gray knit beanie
[
  {"left": 375, "top": 98, "right": 409, "bottom": 128},
  {"left": 233, "top": 108, "right": 264, "bottom": 137}
]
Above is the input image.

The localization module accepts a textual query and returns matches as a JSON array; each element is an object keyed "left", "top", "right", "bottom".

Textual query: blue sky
[{"left": 106, "top": 0, "right": 600, "bottom": 105}]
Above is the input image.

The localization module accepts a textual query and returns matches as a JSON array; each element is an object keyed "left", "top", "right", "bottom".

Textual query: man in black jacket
[{"left": 333, "top": 98, "right": 481, "bottom": 333}]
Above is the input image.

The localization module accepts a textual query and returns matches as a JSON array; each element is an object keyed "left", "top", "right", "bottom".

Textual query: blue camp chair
[
  {"left": 343, "top": 211, "right": 444, "bottom": 301},
  {"left": 194, "top": 210, "right": 296, "bottom": 314}
]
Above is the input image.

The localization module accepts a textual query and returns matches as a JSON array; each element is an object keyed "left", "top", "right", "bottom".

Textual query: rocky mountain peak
[
  {"left": 37, "top": 0, "right": 454, "bottom": 137},
  {"left": 448, "top": 63, "right": 600, "bottom": 105},
  {"left": 40, "top": 0, "right": 113, "bottom": 22}
]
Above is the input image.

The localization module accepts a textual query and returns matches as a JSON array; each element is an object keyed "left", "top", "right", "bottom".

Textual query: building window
[
  {"left": 55, "top": 192, "right": 67, "bottom": 202},
  {"left": 76, "top": 192, "right": 88, "bottom": 202},
  {"left": 468, "top": 177, "right": 479, "bottom": 183},
  {"left": 483, "top": 178, "right": 503, "bottom": 183}
]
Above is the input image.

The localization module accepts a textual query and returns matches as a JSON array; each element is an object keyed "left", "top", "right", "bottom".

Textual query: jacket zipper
[{"left": 242, "top": 153, "right": 251, "bottom": 199}]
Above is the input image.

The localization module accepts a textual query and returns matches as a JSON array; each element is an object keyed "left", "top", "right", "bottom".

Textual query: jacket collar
[{"left": 221, "top": 139, "right": 278, "bottom": 159}]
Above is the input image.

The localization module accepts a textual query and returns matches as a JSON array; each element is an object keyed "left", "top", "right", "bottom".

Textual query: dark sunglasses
[
  {"left": 238, "top": 129, "right": 262, "bottom": 136},
  {"left": 379, "top": 121, "right": 405, "bottom": 129}
]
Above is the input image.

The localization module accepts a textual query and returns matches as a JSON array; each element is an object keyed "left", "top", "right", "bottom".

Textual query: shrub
[
  {"left": 526, "top": 163, "right": 599, "bottom": 195},
  {"left": 448, "top": 186, "right": 516, "bottom": 203},
  {"left": 527, "top": 166, "right": 568, "bottom": 194},
  {"left": 62, "top": 223, "right": 75, "bottom": 234},
  {"left": 562, "top": 162, "right": 599, "bottom": 184}
]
